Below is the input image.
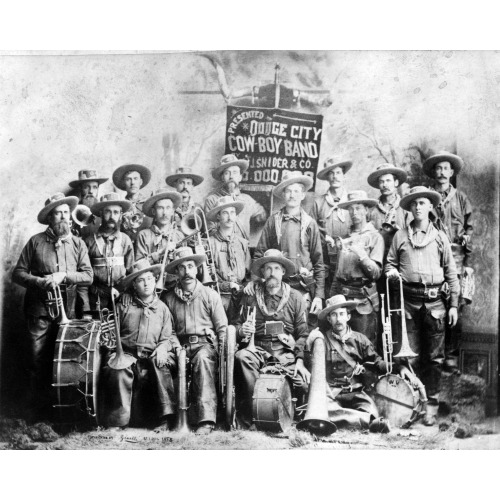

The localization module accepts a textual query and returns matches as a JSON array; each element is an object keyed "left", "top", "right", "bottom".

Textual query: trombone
[{"left": 46, "top": 284, "right": 70, "bottom": 325}]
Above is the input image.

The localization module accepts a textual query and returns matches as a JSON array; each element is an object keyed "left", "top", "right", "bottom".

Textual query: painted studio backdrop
[{"left": 0, "top": 51, "right": 499, "bottom": 415}]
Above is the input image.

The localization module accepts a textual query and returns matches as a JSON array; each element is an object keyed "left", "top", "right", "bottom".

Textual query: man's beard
[
  {"left": 224, "top": 180, "right": 239, "bottom": 193},
  {"left": 81, "top": 194, "right": 97, "bottom": 208},
  {"left": 180, "top": 189, "right": 191, "bottom": 202},
  {"left": 52, "top": 220, "right": 70, "bottom": 237},
  {"left": 102, "top": 218, "right": 120, "bottom": 230},
  {"left": 265, "top": 277, "right": 281, "bottom": 290}
]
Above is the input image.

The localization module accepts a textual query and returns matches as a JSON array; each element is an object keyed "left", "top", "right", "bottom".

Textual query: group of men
[{"left": 13, "top": 148, "right": 473, "bottom": 433}]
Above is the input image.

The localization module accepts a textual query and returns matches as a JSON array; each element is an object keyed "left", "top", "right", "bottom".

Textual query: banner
[{"left": 225, "top": 106, "right": 323, "bottom": 191}]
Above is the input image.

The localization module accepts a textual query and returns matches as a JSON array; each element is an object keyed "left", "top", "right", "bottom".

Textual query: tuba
[
  {"left": 46, "top": 284, "right": 70, "bottom": 325},
  {"left": 175, "top": 347, "right": 191, "bottom": 433},
  {"left": 71, "top": 204, "right": 93, "bottom": 228}
]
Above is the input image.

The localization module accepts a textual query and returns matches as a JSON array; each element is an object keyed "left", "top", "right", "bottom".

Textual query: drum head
[{"left": 374, "top": 374, "right": 417, "bottom": 427}]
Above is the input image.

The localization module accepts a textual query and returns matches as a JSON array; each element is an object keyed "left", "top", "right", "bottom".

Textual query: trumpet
[
  {"left": 71, "top": 204, "right": 93, "bottom": 228},
  {"left": 98, "top": 306, "right": 117, "bottom": 349},
  {"left": 155, "top": 217, "right": 177, "bottom": 294},
  {"left": 246, "top": 306, "right": 257, "bottom": 351},
  {"left": 46, "top": 284, "right": 70, "bottom": 325}
]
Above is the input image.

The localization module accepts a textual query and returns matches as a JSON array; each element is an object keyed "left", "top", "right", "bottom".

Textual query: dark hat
[
  {"left": 338, "top": 190, "right": 378, "bottom": 210},
  {"left": 399, "top": 186, "right": 442, "bottom": 212},
  {"left": 318, "top": 295, "right": 359, "bottom": 321},
  {"left": 367, "top": 163, "right": 408, "bottom": 188},
  {"left": 422, "top": 151, "right": 464, "bottom": 177},
  {"left": 205, "top": 195, "right": 244, "bottom": 222},
  {"left": 250, "top": 249, "right": 296, "bottom": 278},
  {"left": 142, "top": 188, "right": 182, "bottom": 217},
  {"left": 273, "top": 170, "right": 313, "bottom": 199},
  {"left": 165, "top": 246, "right": 207, "bottom": 275},
  {"left": 211, "top": 154, "right": 249, "bottom": 180},
  {"left": 317, "top": 157, "right": 353, "bottom": 180},
  {"left": 37, "top": 193, "right": 79, "bottom": 225},
  {"left": 119, "top": 258, "right": 162, "bottom": 291},
  {"left": 165, "top": 166, "right": 204, "bottom": 187},
  {"left": 90, "top": 192, "right": 132, "bottom": 217},
  {"left": 69, "top": 170, "right": 109, "bottom": 188},
  {"left": 113, "top": 164, "right": 152, "bottom": 191}
]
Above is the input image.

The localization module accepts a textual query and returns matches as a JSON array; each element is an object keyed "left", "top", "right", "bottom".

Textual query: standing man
[
  {"left": 207, "top": 196, "right": 250, "bottom": 321},
  {"left": 423, "top": 151, "right": 473, "bottom": 371},
  {"left": 99, "top": 259, "right": 180, "bottom": 430},
  {"left": 83, "top": 193, "right": 134, "bottom": 311},
  {"left": 165, "top": 166, "right": 204, "bottom": 224},
  {"left": 68, "top": 169, "right": 109, "bottom": 238},
  {"left": 162, "top": 247, "right": 228, "bottom": 434},
  {"left": 205, "top": 154, "right": 267, "bottom": 240},
  {"left": 385, "top": 186, "right": 460, "bottom": 426},
  {"left": 310, "top": 157, "right": 352, "bottom": 287},
  {"left": 251, "top": 170, "right": 325, "bottom": 315},
  {"left": 112, "top": 163, "right": 152, "bottom": 244},
  {"left": 332, "top": 191, "right": 384, "bottom": 344},
  {"left": 13, "top": 193, "right": 93, "bottom": 421}
]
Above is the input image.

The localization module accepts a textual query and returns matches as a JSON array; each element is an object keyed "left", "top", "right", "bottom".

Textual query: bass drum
[
  {"left": 373, "top": 373, "right": 419, "bottom": 428},
  {"left": 252, "top": 373, "right": 294, "bottom": 433},
  {"left": 52, "top": 319, "right": 102, "bottom": 425}
]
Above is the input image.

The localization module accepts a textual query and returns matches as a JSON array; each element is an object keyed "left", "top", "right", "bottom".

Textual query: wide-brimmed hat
[
  {"left": 119, "top": 258, "right": 162, "bottom": 291},
  {"left": 90, "top": 192, "right": 132, "bottom": 216},
  {"left": 422, "top": 151, "right": 463, "bottom": 177},
  {"left": 37, "top": 192, "right": 79, "bottom": 225},
  {"left": 142, "top": 188, "right": 182, "bottom": 217},
  {"left": 211, "top": 154, "right": 249, "bottom": 180},
  {"left": 206, "top": 195, "right": 245, "bottom": 222},
  {"left": 69, "top": 169, "right": 109, "bottom": 188},
  {"left": 250, "top": 249, "right": 296, "bottom": 278},
  {"left": 367, "top": 163, "right": 408, "bottom": 188},
  {"left": 165, "top": 246, "right": 207, "bottom": 274},
  {"left": 165, "top": 166, "right": 204, "bottom": 187},
  {"left": 317, "top": 157, "right": 353, "bottom": 180},
  {"left": 399, "top": 186, "right": 442, "bottom": 212},
  {"left": 338, "top": 190, "right": 378, "bottom": 210},
  {"left": 318, "top": 294, "right": 359, "bottom": 321},
  {"left": 273, "top": 170, "right": 314, "bottom": 199},
  {"left": 113, "top": 163, "right": 152, "bottom": 191}
]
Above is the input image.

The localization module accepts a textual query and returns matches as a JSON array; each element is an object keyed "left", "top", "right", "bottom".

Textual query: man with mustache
[
  {"left": 385, "top": 186, "right": 460, "bottom": 426},
  {"left": 83, "top": 193, "right": 135, "bottom": 311},
  {"left": 205, "top": 154, "right": 267, "bottom": 241},
  {"left": 423, "top": 151, "right": 473, "bottom": 373},
  {"left": 234, "top": 249, "right": 310, "bottom": 429},
  {"left": 165, "top": 167, "right": 204, "bottom": 225},
  {"left": 13, "top": 193, "right": 93, "bottom": 421},
  {"left": 161, "top": 247, "right": 228, "bottom": 434}
]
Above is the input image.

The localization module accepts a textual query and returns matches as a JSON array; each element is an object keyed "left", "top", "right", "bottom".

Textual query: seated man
[
  {"left": 234, "top": 249, "right": 311, "bottom": 429},
  {"left": 99, "top": 259, "right": 180, "bottom": 430},
  {"left": 306, "top": 295, "right": 413, "bottom": 433},
  {"left": 161, "top": 247, "right": 228, "bottom": 434}
]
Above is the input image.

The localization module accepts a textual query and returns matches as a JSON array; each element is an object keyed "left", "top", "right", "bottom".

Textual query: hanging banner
[{"left": 225, "top": 106, "right": 323, "bottom": 191}]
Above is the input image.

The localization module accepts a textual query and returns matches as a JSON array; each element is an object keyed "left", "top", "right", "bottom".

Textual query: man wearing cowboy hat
[
  {"left": 385, "top": 186, "right": 460, "bottom": 426},
  {"left": 234, "top": 249, "right": 310, "bottom": 429},
  {"left": 306, "top": 295, "right": 414, "bottom": 433},
  {"left": 310, "top": 157, "right": 352, "bottom": 285},
  {"left": 99, "top": 258, "right": 180, "bottom": 431},
  {"left": 165, "top": 166, "right": 204, "bottom": 224},
  {"left": 161, "top": 247, "right": 228, "bottom": 434},
  {"left": 13, "top": 193, "right": 93, "bottom": 421},
  {"left": 251, "top": 170, "right": 325, "bottom": 315},
  {"left": 331, "top": 191, "right": 384, "bottom": 343},
  {"left": 423, "top": 151, "right": 473, "bottom": 371},
  {"left": 68, "top": 169, "right": 109, "bottom": 238},
  {"left": 207, "top": 196, "right": 251, "bottom": 321},
  {"left": 204, "top": 154, "right": 267, "bottom": 241},
  {"left": 82, "top": 193, "right": 135, "bottom": 311},
  {"left": 112, "top": 163, "right": 153, "bottom": 244}
]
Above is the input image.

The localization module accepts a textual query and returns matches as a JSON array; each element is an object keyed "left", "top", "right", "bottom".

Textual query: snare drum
[
  {"left": 252, "top": 373, "right": 294, "bottom": 433},
  {"left": 52, "top": 319, "right": 102, "bottom": 425}
]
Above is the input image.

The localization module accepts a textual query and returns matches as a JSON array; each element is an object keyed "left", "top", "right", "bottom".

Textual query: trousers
[{"left": 327, "top": 389, "right": 379, "bottom": 429}]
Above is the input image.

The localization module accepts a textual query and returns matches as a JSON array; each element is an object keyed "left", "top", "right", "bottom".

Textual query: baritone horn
[
  {"left": 71, "top": 204, "right": 93, "bottom": 228},
  {"left": 46, "top": 284, "right": 70, "bottom": 325}
]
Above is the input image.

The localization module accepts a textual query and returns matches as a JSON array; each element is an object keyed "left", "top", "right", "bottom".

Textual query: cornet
[
  {"left": 46, "top": 284, "right": 70, "bottom": 325},
  {"left": 71, "top": 204, "right": 93, "bottom": 228}
]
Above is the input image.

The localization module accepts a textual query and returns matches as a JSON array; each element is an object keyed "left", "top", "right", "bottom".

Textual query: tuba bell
[
  {"left": 180, "top": 212, "right": 204, "bottom": 238},
  {"left": 71, "top": 204, "right": 93, "bottom": 228}
]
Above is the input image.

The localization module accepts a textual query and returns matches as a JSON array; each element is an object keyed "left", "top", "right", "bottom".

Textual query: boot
[
  {"left": 369, "top": 417, "right": 391, "bottom": 434},
  {"left": 423, "top": 404, "right": 439, "bottom": 426}
]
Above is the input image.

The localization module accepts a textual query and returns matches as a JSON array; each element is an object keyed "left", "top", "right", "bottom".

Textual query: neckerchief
[
  {"left": 330, "top": 326, "right": 353, "bottom": 345},
  {"left": 151, "top": 223, "right": 174, "bottom": 247},
  {"left": 255, "top": 282, "right": 291, "bottom": 316},
  {"left": 213, "top": 228, "right": 237, "bottom": 270},
  {"left": 94, "top": 230, "right": 122, "bottom": 258},
  {"left": 377, "top": 194, "right": 401, "bottom": 225},
  {"left": 432, "top": 185, "right": 456, "bottom": 216},
  {"left": 324, "top": 188, "right": 347, "bottom": 222},
  {"left": 174, "top": 281, "right": 198, "bottom": 304},
  {"left": 45, "top": 227, "right": 72, "bottom": 249},
  {"left": 133, "top": 294, "right": 159, "bottom": 318},
  {"left": 274, "top": 207, "right": 312, "bottom": 248},
  {"left": 407, "top": 221, "right": 438, "bottom": 249}
]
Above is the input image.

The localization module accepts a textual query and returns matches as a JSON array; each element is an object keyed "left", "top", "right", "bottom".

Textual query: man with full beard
[
  {"left": 165, "top": 166, "right": 204, "bottom": 225},
  {"left": 82, "top": 193, "right": 135, "bottom": 311},
  {"left": 13, "top": 193, "right": 93, "bottom": 421}
]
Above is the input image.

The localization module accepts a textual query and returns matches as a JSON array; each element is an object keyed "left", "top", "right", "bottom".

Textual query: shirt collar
[{"left": 331, "top": 326, "right": 352, "bottom": 344}]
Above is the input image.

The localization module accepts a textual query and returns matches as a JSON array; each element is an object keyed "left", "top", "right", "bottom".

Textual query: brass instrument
[
  {"left": 296, "top": 335, "right": 337, "bottom": 436},
  {"left": 380, "top": 291, "right": 394, "bottom": 374},
  {"left": 71, "top": 204, "right": 93, "bottom": 228},
  {"left": 218, "top": 325, "right": 237, "bottom": 429},
  {"left": 46, "top": 284, "right": 70, "bottom": 325},
  {"left": 156, "top": 217, "right": 177, "bottom": 294},
  {"left": 175, "top": 347, "right": 191, "bottom": 433},
  {"left": 246, "top": 306, "right": 257, "bottom": 351},
  {"left": 98, "top": 307, "right": 116, "bottom": 349}
]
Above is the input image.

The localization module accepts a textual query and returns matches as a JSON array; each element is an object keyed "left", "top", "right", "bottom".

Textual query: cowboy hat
[
  {"left": 211, "top": 154, "right": 249, "bottom": 180},
  {"left": 338, "top": 190, "right": 378, "bottom": 210},
  {"left": 205, "top": 195, "right": 244, "bottom": 222},
  {"left": 318, "top": 294, "right": 359, "bottom": 321},
  {"left": 37, "top": 193, "right": 79, "bottom": 225},
  {"left": 118, "top": 258, "right": 162, "bottom": 291},
  {"left": 367, "top": 163, "right": 408, "bottom": 188},
  {"left": 165, "top": 246, "right": 207, "bottom": 275},
  {"left": 165, "top": 166, "right": 204, "bottom": 187},
  {"left": 422, "top": 151, "right": 463, "bottom": 177},
  {"left": 250, "top": 249, "right": 296, "bottom": 279},
  {"left": 317, "top": 157, "right": 353, "bottom": 180},
  {"left": 142, "top": 188, "right": 182, "bottom": 217},
  {"left": 69, "top": 170, "right": 108, "bottom": 188},
  {"left": 399, "top": 186, "right": 442, "bottom": 212},
  {"left": 273, "top": 170, "right": 314, "bottom": 199},
  {"left": 90, "top": 192, "right": 132, "bottom": 217},
  {"left": 113, "top": 163, "right": 152, "bottom": 191}
]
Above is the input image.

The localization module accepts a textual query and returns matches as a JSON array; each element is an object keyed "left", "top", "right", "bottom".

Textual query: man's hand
[
  {"left": 293, "top": 358, "right": 311, "bottom": 386},
  {"left": 120, "top": 292, "right": 133, "bottom": 307},
  {"left": 243, "top": 281, "right": 256, "bottom": 296},
  {"left": 349, "top": 241, "right": 368, "bottom": 260},
  {"left": 306, "top": 327, "right": 324, "bottom": 351},
  {"left": 309, "top": 297, "right": 323, "bottom": 315},
  {"left": 386, "top": 269, "right": 401, "bottom": 280},
  {"left": 229, "top": 282, "right": 240, "bottom": 292},
  {"left": 325, "top": 235, "right": 335, "bottom": 247},
  {"left": 52, "top": 272, "right": 67, "bottom": 286},
  {"left": 399, "top": 366, "right": 418, "bottom": 387},
  {"left": 448, "top": 307, "right": 458, "bottom": 327},
  {"left": 351, "top": 363, "right": 365, "bottom": 376},
  {"left": 460, "top": 234, "right": 471, "bottom": 246},
  {"left": 240, "top": 320, "right": 255, "bottom": 343},
  {"left": 152, "top": 346, "right": 170, "bottom": 368}
]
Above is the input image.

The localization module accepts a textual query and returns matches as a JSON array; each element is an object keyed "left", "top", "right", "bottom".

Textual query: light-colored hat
[
  {"left": 367, "top": 163, "right": 408, "bottom": 188},
  {"left": 90, "top": 192, "right": 132, "bottom": 216},
  {"left": 119, "top": 258, "right": 162, "bottom": 291},
  {"left": 422, "top": 151, "right": 463, "bottom": 177},
  {"left": 211, "top": 154, "right": 249, "bottom": 180},
  {"left": 165, "top": 246, "right": 207, "bottom": 275},
  {"left": 317, "top": 157, "right": 352, "bottom": 180},
  {"left": 250, "top": 249, "right": 296, "bottom": 278},
  {"left": 113, "top": 164, "right": 152, "bottom": 191},
  {"left": 37, "top": 193, "right": 79, "bottom": 225},
  {"left": 206, "top": 195, "right": 245, "bottom": 222},
  {"left": 69, "top": 170, "right": 109, "bottom": 188},
  {"left": 318, "top": 295, "right": 359, "bottom": 321},
  {"left": 399, "top": 186, "right": 442, "bottom": 212},
  {"left": 337, "top": 190, "right": 378, "bottom": 210},
  {"left": 142, "top": 188, "right": 182, "bottom": 217},
  {"left": 165, "top": 166, "right": 204, "bottom": 187},
  {"left": 273, "top": 170, "right": 314, "bottom": 199}
]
